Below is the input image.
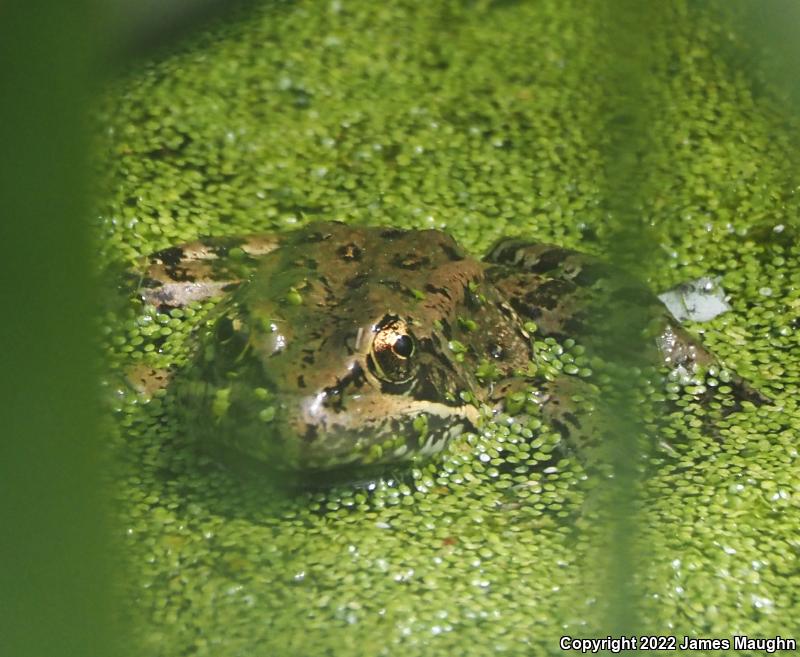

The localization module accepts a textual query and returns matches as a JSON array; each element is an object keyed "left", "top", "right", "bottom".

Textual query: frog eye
[{"left": 368, "top": 315, "right": 416, "bottom": 383}]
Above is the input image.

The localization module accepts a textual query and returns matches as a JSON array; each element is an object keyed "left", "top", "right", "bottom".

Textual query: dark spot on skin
[
  {"left": 297, "top": 375, "right": 306, "bottom": 389},
  {"left": 440, "top": 242, "right": 464, "bottom": 262},
  {"left": 483, "top": 263, "right": 516, "bottom": 286},
  {"left": 563, "top": 314, "right": 588, "bottom": 336},
  {"left": 549, "top": 418, "right": 570, "bottom": 440},
  {"left": 322, "top": 388, "right": 345, "bottom": 412},
  {"left": 485, "top": 239, "right": 525, "bottom": 264},
  {"left": 409, "top": 368, "right": 441, "bottom": 403},
  {"left": 374, "top": 314, "right": 400, "bottom": 332},
  {"left": 140, "top": 277, "right": 163, "bottom": 289},
  {"left": 523, "top": 279, "right": 576, "bottom": 310},
  {"left": 319, "top": 276, "right": 338, "bottom": 304},
  {"left": 216, "top": 317, "right": 234, "bottom": 342},
  {"left": 380, "top": 228, "right": 406, "bottom": 240},
  {"left": 573, "top": 262, "right": 611, "bottom": 287},
  {"left": 425, "top": 283, "right": 451, "bottom": 299},
  {"left": 324, "top": 363, "right": 367, "bottom": 400},
  {"left": 562, "top": 411, "right": 580, "bottom": 429},
  {"left": 302, "top": 352, "right": 315, "bottom": 365},
  {"left": 391, "top": 253, "right": 431, "bottom": 270},
  {"left": 498, "top": 302, "right": 518, "bottom": 322},
  {"left": 143, "top": 289, "right": 171, "bottom": 307},
  {"left": 302, "top": 425, "right": 319, "bottom": 443},
  {"left": 460, "top": 283, "right": 474, "bottom": 306},
  {"left": 337, "top": 243, "right": 362, "bottom": 262},
  {"left": 523, "top": 247, "right": 572, "bottom": 274},
  {"left": 381, "top": 280, "right": 407, "bottom": 294},
  {"left": 210, "top": 245, "right": 230, "bottom": 259},
  {"left": 345, "top": 273, "right": 369, "bottom": 289},
  {"left": 516, "top": 302, "right": 542, "bottom": 320},
  {"left": 731, "top": 379, "right": 772, "bottom": 406},
  {"left": 465, "top": 285, "right": 485, "bottom": 309},
  {"left": 165, "top": 266, "right": 196, "bottom": 283},
  {"left": 153, "top": 246, "right": 185, "bottom": 267}
]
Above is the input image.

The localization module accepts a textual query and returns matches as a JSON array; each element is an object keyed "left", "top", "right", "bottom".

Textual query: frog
[{"left": 133, "top": 221, "right": 767, "bottom": 478}]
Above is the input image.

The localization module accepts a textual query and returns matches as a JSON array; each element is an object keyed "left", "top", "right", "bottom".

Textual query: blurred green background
[
  {"left": 0, "top": 3, "right": 109, "bottom": 657},
  {"left": 3, "top": 1, "right": 799, "bottom": 656}
]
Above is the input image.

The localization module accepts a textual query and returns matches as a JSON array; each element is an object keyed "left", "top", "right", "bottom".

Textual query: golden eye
[{"left": 369, "top": 315, "right": 416, "bottom": 383}]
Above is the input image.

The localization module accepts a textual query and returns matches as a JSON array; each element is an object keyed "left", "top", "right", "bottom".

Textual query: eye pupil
[
  {"left": 369, "top": 316, "right": 417, "bottom": 383},
  {"left": 393, "top": 334, "right": 413, "bottom": 358}
]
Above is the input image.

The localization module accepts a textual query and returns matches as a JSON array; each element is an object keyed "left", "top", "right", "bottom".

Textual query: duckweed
[{"left": 97, "top": 1, "right": 800, "bottom": 655}]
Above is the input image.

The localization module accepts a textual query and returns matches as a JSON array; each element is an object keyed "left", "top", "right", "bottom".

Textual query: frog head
[{"left": 175, "top": 223, "right": 484, "bottom": 477}]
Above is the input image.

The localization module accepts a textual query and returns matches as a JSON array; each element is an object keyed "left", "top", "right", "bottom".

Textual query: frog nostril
[{"left": 337, "top": 243, "right": 362, "bottom": 262}]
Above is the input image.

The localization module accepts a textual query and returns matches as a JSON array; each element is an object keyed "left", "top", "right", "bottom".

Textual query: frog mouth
[
  {"left": 179, "top": 354, "right": 481, "bottom": 472},
  {"left": 277, "top": 392, "right": 480, "bottom": 470}
]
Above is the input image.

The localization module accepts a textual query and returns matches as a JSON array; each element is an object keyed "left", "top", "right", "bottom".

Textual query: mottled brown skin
[{"left": 136, "top": 221, "right": 765, "bottom": 475}]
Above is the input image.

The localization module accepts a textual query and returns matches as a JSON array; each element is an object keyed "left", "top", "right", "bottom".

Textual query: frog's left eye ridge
[{"left": 369, "top": 315, "right": 416, "bottom": 384}]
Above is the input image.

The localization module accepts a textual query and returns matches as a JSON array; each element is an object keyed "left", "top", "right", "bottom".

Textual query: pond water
[{"left": 97, "top": 1, "right": 800, "bottom": 655}]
